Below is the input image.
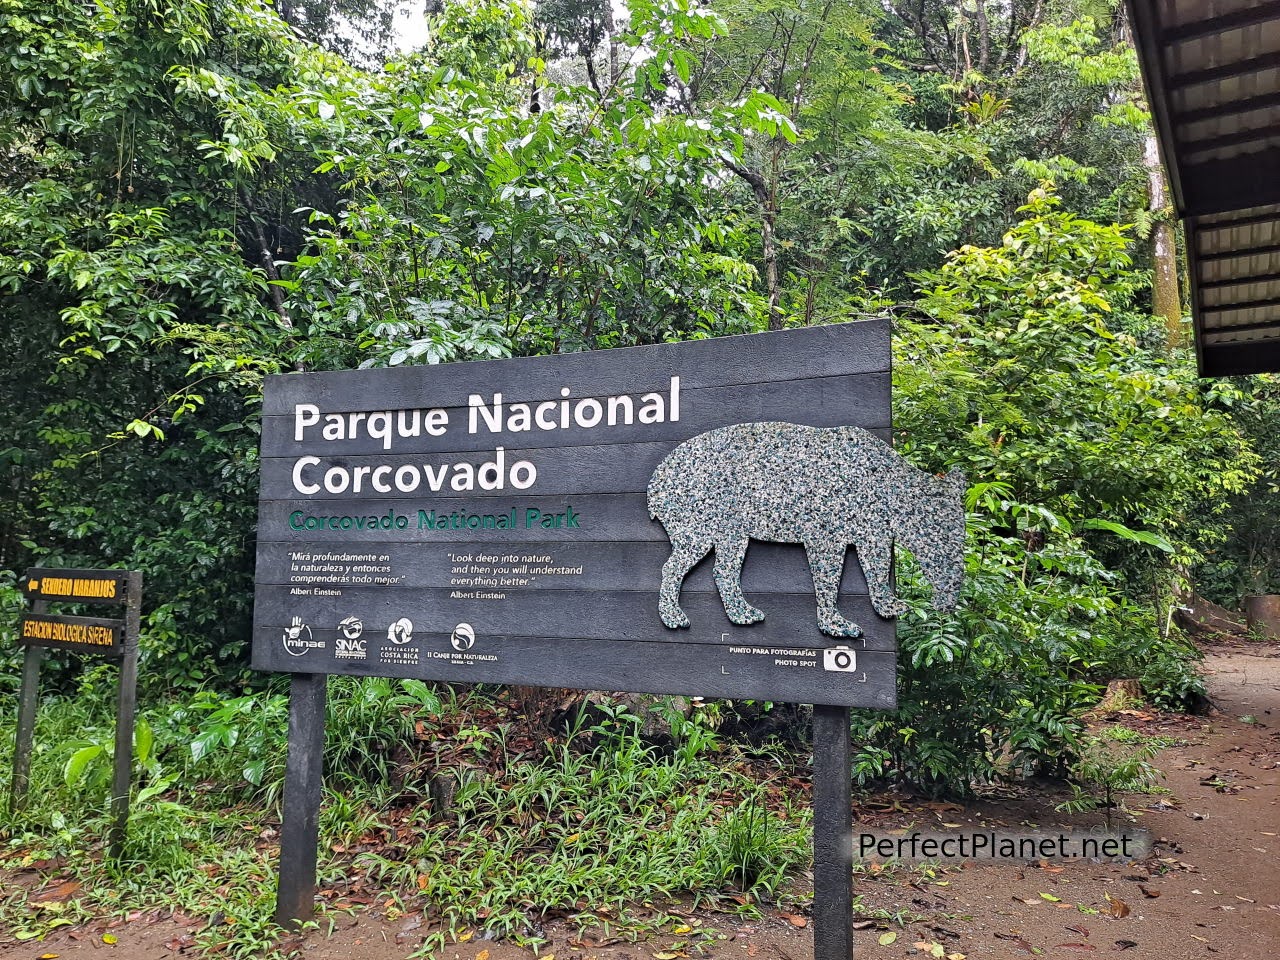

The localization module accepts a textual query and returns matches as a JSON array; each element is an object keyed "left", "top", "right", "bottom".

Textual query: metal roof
[{"left": 1128, "top": 0, "right": 1280, "bottom": 376}]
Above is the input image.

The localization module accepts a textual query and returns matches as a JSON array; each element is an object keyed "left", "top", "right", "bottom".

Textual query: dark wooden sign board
[
  {"left": 8, "top": 568, "right": 142, "bottom": 859},
  {"left": 254, "top": 321, "right": 900, "bottom": 957}
]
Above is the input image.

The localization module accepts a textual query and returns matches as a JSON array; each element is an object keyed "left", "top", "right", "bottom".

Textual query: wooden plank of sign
[
  {"left": 259, "top": 371, "right": 891, "bottom": 458},
  {"left": 23, "top": 568, "right": 130, "bottom": 606},
  {"left": 253, "top": 586, "right": 896, "bottom": 652},
  {"left": 257, "top": 427, "right": 895, "bottom": 504},
  {"left": 262, "top": 321, "right": 889, "bottom": 417},
  {"left": 18, "top": 613, "right": 123, "bottom": 656},
  {"left": 252, "top": 539, "right": 874, "bottom": 596},
  {"left": 251, "top": 632, "right": 896, "bottom": 709}
]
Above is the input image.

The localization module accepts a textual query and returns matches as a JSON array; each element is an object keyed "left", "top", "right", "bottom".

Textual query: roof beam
[
  {"left": 1181, "top": 126, "right": 1280, "bottom": 156},
  {"left": 1177, "top": 91, "right": 1280, "bottom": 125},
  {"left": 1183, "top": 147, "right": 1280, "bottom": 216},
  {"left": 1163, "top": 2, "right": 1280, "bottom": 44},
  {"left": 1195, "top": 210, "right": 1280, "bottom": 232},
  {"left": 1199, "top": 271, "right": 1280, "bottom": 290},
  {"left": 1198, "top": 242, "right": 1280, "bottom": 264},
  {"left": 1203, "top": 318, "right": 1280, "bottom": 335},
  {"left": 1202, "top": 297, "right": 1280, "bottom": 314},
  {"left": 1169, "top": 50, "right": 1280, "bottom": 90},
  {"left": 1200, "top": 339, "right": 1280, "bottom": 377},
  {"left": 1126, "top": 0, "right": 1187, "bottom": 212}
]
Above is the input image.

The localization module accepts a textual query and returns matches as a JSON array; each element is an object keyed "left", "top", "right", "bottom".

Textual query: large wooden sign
[{"left": 249, "top": 320, "right": 955, "bottom": 709}]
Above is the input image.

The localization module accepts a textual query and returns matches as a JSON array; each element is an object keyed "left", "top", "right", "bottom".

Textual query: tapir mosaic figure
[{"left": 647, "top": 422, "right": 966, "bottom": 637}]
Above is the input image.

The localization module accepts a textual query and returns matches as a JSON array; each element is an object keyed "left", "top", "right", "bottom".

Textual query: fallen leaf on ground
[
  {"left": 1138, "top": 885, "right": 1160, "bottom": 898},
  {"left": 31, "top": 880, "right": 81, "bottom": 904},
  {"left": 1115, "top": 940, "right": 1138, "bottom": 950},
  {"left": 878, "top": 932, "right": 898, "bottom": 946},
  {"left": 475, "top": 950, "right": 489, "bottom": 960},
  {"left": 993, "top": 932, "right": 1035, "bottom": 954},
  {"left": 101, "top": 934, "right": 117, "bottom": 945},
  {"left": 1104, "top": 893, "right": 1130, "bottom": 919},
  {"left": 1039, "top": 893, "right": 1062, "bottom": 902},
  {"left": 779, "top": 912, "right": 807, "bottom": 928}
]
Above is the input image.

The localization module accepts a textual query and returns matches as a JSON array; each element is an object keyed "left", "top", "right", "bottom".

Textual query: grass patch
[{"left": 0, "top": 684, "right": 812, "bottom": 956}]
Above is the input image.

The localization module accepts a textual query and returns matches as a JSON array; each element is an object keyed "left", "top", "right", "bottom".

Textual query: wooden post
[
  {"left": 8, "top": 599, "right": 46, "bottom": 814},
  {"left": 276, "top": 672, "right": 328, "bottom": 929},
  {"left": 813, "top": 704, "right": 854, "bottom": 960},
  {"left": 108, "top": 572, "right": 142, "bottom": 859}
]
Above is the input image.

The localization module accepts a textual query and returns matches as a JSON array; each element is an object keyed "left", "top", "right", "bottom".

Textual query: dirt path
[{"left": 4, "top": 643, "right": 1278, "bottom": 960}]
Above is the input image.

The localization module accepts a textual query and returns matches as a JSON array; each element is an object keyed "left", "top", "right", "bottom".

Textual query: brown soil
[{"left": 4, "top": 641, "right": 1278, "bottom": 960}]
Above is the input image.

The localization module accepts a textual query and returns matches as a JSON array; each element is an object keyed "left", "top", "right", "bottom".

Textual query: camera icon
[{"left": 823, "top": 645, "right": 858, "bottom": 673}]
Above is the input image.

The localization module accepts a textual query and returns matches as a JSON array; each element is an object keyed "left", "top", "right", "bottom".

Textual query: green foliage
[
  {"left": 348, "top": 723, "right": 807, "bottom": 940},
  {"left": 1191, "top": 376, "right": 1280, "bottom": 603},
  {"left": 1, "top": 686, "right": 801, "bottom": 953},
  {"left": 851, "top": 193, "right": 1253, "bottom": 794},
  {"left": 899, "top": 190, "right": 1254, "bottom": 554},
  {"left": 1055, "top": 728, "right": 1163, "bottom": 829}
]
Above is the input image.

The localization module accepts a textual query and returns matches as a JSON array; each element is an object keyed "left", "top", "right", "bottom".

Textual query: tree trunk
[
  {"left": 1145, "top": 134, "right": 1182, "bottom": 351},
  {"left": 724, "top": 155, "right": 784, "bottom": 331},
  {"left": 764, "top": 141, "right": 783, "bottom": 330},
  {"left": 603, "top": 0, "right": 619, "bottom": 86}
]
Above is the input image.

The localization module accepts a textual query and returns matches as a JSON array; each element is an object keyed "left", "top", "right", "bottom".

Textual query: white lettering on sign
[{"left": 287, "top": 377, "right": 679, "bottom": 497}]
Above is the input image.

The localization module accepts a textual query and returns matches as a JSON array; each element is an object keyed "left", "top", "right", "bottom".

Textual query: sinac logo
[
  {"left": 336, "top": 617, "right": 366, "bottom": 658},
  {"left": 450, "top": 622, "right": 475, "bottom": 651}
]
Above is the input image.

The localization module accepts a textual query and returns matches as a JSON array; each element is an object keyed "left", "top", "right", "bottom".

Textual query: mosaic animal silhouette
[{"left": 647, "top": 422, "right": 965, "bottom": 637}]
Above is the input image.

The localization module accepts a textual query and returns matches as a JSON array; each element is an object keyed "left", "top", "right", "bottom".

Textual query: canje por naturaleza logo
[{"left": 451, "top": 623, "right": 476, "bottom": 651}]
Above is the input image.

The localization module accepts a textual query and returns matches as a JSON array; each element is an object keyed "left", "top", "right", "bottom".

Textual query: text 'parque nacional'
[{"left": 288, "top": 377, "right": 680, "bottom": 496}]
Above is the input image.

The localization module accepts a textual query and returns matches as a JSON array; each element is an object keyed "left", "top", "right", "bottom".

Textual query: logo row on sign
[{"left": 282, "top": 617, "right": 476, "bottom": 658}]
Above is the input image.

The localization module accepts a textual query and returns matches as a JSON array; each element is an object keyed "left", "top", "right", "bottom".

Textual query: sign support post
[
  {"left": 109, "top": 571, "right": 143, "bottom": 858},
  {"left": 275, "top": 672, "right": 328, "bottom": 929},
  {"left": 9, "top": 600, "right": 47, "bottom": 814},
  {"left": 813, "top": 704, "right": 854, "bottom": 960}
]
